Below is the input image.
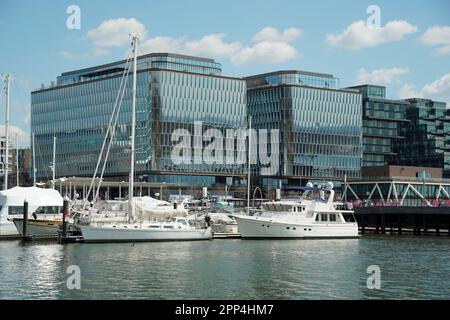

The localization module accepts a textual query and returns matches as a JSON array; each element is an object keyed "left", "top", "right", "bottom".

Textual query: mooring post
[
  {"left": 380, "top": 213, "right": 386, "bottom": 234},
  {"left": 61, "top": 196, "right": 70, "bottom": 241},
  {"left": 22, "top": 199, "right": 30, "bottom": 240}
]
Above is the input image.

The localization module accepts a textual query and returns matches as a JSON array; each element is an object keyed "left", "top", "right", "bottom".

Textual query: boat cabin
[{"left": 262, "top": 202, "right": 306, "bottom": 213}]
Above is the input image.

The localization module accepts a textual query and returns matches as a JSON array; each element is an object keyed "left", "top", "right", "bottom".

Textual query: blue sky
[{"left": 1, "top": 0, "right": 450, "bottom": 146}]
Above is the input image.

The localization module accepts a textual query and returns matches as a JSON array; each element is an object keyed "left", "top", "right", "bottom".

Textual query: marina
[{"left": 0, "top": 1, "right": 449, "bottom": 303}]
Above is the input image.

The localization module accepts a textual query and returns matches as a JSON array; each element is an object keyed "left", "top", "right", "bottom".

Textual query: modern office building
[
  {"left": 31, "top": 53, "right": 247, "bottom": 193},
  {"left": 245, "top": 70, "right": 363, "bottom": 189},
  {"left": 346, "top": 85, "right": 410, "bottom": 167},
  {"left": 395, "top": 98, "right": 450, "bottom": 178}
]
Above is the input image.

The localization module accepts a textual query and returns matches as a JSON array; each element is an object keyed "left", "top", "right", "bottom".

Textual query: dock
[{"left": 354, "top": 207, "right": 450, "bottom": 236}]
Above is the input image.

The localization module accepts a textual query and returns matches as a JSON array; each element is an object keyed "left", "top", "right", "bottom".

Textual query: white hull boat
[
  {"left": 234, "top": 183, "right": 359, "bottom": 239},
  {"left": 81, "top": 218, "right": 212, "bottom": 243},
  {"left": 234, "top": 215, "right": 358, "bottom": 239},
  {"left": 0, "top": 187, "right": 64, "bottom": 238}
]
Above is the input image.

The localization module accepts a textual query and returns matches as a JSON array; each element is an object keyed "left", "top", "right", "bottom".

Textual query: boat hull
[
  {"left": 234, "top": 215, "right": 359, "bottom": 239},
  {"left": 81, "top": 225, "right": 212, "bottom": 243},
  {"left": 12, "top": 219, "right": 62, "bottom": 239},
  {"left": 0, "top": 221, "right": 20, "bottom": 238}
]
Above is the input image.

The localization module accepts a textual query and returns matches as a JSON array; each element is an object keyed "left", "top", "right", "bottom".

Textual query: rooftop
[
  {"left": 244, "top": 69, "right": 336, "bottom": 80},
  {"left": 61, "top": 52, "right": 220, "bottom": 77}
]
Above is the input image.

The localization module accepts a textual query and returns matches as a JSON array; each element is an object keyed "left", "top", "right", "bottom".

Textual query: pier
[{"left": 353, "top": 207, "right": 450, "bottom": 236}]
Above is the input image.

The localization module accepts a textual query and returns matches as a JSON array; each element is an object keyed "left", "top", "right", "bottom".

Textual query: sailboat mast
[
  {"left": 52, "top": 134, "right": 56, "bottom": 189},
  {"left": 16, "top": 135, "right": 19, "bottom": 186},
  {"left": 129, "top": 36, "right": 138, "bottom": 222},
  {"left": 3, "top": 74, "right": 10, "bottom": 190},
  {"left": 32, "top": 132, "right": 36, "bottom": 186},
  {"left": 246, "top": 115, "right": 252, "bottom": 215}
]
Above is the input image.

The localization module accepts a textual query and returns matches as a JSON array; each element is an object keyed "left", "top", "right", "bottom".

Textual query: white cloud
[
  {"left": 86, "top": 18, "right": 147, "bottom": 50},
  {"left": 184, "top": 34, "right": 242, "bottom": 57},
  {"left": 398, "top": 83, "right": 419, "bottom": 99},
  {"left": 139, "top": 27, "right": 301, "bottom": 66},
  {"left": 81, "top": 19, "right": 301, "bottom": 66},
  {"left": 231, "top": 41, "right": 298, "bottom": 65},
  {"left": 0, "top": 125, "right": 30, "bottom": 147},
  {"left": 419, "top": 26, "right": 450, "bottom": 56},
  {"left": 140, "top": 36, "right": 186, "bottom": 54},
  {"left": 399, "top": 73, "right": 450, "bottom": 106},
  {"left": 253, "top": 26, "right": 302, "bottom": 43},
  {"left": 355, "top": 67, "right": 409, "bottom": 86},
  {"left": 326, "top": 20, "right": 418, "bottom": 50}
]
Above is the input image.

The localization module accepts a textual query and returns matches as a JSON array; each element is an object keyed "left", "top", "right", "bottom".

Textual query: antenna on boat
[
  {"left": 128, "top": 35, "right": 138, "bottom": 223},
  {"left": 246, "top": 115, "right": 252, "bottom": 215},
  {"left": 2, "top": 74, "right": 11, "bottom": 190}
]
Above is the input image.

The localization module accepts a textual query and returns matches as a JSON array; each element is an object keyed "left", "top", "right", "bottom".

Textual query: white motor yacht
[{"left": 233, "top": 183, "right": 359, "bottom": 239}]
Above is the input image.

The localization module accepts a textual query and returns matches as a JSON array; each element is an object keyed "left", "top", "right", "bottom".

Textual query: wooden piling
[
  {"left": 59, "top": 196, "right": 70, "bottom": 243},
  {"left": 22, "top": 200, "right": 31, "bottom": 241}
]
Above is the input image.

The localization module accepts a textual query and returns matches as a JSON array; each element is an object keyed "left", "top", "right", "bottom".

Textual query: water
[{"left": 0, "top": 235, "right": 449, "bottom": 299}]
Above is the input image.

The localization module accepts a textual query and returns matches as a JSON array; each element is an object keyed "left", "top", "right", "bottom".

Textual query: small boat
[
  {"left": 233, "top": 183, "right": 359, "bottom": 239},
  {"left": 0, "top": 186, "right": 64, "bottom": 238}
]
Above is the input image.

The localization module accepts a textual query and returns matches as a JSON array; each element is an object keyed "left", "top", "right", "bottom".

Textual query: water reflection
[{"left": 0, "top": 236, "right": 449, "bottom": 299}]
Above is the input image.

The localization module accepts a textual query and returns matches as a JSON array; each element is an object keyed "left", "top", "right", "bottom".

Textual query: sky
[{"left": 0, "top": 0, "right": 449, "bottom": 147}]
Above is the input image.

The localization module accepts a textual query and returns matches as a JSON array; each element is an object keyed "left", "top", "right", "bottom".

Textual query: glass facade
[
  {"left": 347, "top": 85, "right": 409, "bottom": 167},
  {"left": 31, "top": 53, "right": 247, "bottom": 187},
  {"left": 149, "top": 69, "right": 247, "bottom": 175},
  {"left": 246, "top": 71, "right": 362, "bottom": 187},
  {"left": 395, "top": 98, "right": 450, "bottom": 178}
]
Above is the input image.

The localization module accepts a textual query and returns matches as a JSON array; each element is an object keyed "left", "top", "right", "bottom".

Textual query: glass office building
[
  {"left": 245, "top": 70, "right": 363, "bottom": 188},
  {"left": 395, "top": 98, "right": 450, "bottom": 178},
  {"left": 31, "top": 53, "right": 247, "bottom": 188},
  {"left": 347, "top": 85, "right": 410, "bottom": 167}
]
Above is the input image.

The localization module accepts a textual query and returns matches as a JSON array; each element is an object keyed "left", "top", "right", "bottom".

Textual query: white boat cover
[{"left": 132, "top": 196, "right": 188, "bottom": 218}]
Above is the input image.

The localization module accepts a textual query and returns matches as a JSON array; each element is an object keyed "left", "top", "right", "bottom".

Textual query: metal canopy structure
[
  {"left": 46, "top": 176, "right": 174, "bottom": 200},
  {"left": 343, "top": 177, "right": 450, "bottom": 207}
]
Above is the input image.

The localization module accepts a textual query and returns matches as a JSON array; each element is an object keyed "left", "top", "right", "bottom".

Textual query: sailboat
[{"left": 80, "top": 36, "right": 212, "bottom": 243}]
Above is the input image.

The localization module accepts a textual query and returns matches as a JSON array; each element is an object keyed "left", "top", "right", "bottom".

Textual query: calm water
[{"left": 0, "top": 235, "right": 449, "bottom": 300}]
